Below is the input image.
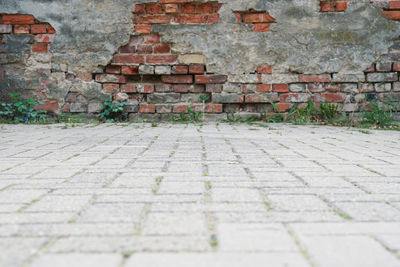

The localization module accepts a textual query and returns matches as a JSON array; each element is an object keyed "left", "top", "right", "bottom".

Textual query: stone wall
[{"left": 1, "top": 0, "right": 400, "bottom": 120}]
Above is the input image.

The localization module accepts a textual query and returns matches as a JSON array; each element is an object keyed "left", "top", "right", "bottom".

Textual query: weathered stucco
[{"left": 1, "top": 0, "right": 400, "bottom": 119}]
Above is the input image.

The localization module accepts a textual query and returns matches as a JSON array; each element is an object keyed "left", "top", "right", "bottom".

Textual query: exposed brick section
[
  {"left": 0, "top": 14, "right": 56, "bottom": 56},
  {"left": 234, "top": 10, "right": 276, "bottom": 32},
  {"left": 162, "top": 75, "right": 193, "bottom": 84},
  {"left": 134, "top": 1, "right": 221, "bottom": 33},
  {"left": 299, "top": 74, "right": 331, "bottom": 83},
  {"left": 2, "top": 14, "right": 35, "bottom": 24},
  {"left": 195, "top": 75, "right": 227, "bottom": 84},
  {"left": 140, "top": 104, "right": 156, "bottom": 113},
  {"left": 257, "top": 64, "right": 272, "bottom": 74},
  {"left": 320, "top": 1, "right": 349, "bottom": 12},
  {"left": 31, "top": 43, "right": 48, "bottom": 53}
]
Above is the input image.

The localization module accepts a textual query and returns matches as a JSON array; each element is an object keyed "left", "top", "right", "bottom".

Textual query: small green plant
[
  {"left": 362, "top": 101, "right": 394, "bottom": 128},
  {"left": 205, "top": 181, "right": 212, "bottom": 190},
  {"left": 199, "top": 95, "right": 210, "bottom": 103},
  {"left": 358, "top": 129, "right": 372, "bottom": 134},
  {"left": 221, "top": 111, "right": 242, "bottom": 124},
  {"left": 295, "top": 101, "right": 315, "bottom": 124},
  {"left": 268, "top": 102, "right": 297, "bottom": 123},
  {"left": 0, "top": 93, "right": 47, "bottom": 123},
  {"left": 188, "top": 106, "right": 201, "bottom": 123},
  {"left": 99, "top": 98, "right": 129, "bottom": 122},
  {"left": 318, "top": 103, "right": 339, "bottom": 121},
  {"left": 173, "top": 106, "right": 202, "bottom": 123},
  {"left": 151, "top": 122, "right": 158, "bottom": 127}
]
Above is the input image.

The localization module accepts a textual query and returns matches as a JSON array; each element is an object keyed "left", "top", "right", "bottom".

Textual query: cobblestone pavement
[{"left": 0, "top": 123, "right": 400, "bottom": 267}]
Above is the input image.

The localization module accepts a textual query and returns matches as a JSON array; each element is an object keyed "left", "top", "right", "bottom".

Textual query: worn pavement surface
[{"left": 0, "top": 123, "right": 400, "bottom": 267}]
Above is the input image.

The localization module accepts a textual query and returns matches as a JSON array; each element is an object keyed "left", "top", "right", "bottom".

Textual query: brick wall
[{"left": 1, "top": 1, "right": 400, "bottom": 120}]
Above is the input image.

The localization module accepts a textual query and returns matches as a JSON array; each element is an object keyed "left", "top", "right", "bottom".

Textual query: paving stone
[
  {"left": 218, "top": 223, "right": 298, "bottom": 252},
  {"left": 0, "top": 237, "right": 49, "bottom": 267},
  {"left": 333, "top": 202, "right": 400, "bottom": 221},
  {"left": 30, "top": 253, "right": 123, "bottom": 267},
  {"left": 267, "top": 195, "right": 331, "bottom": 211},
  {"left": 77, "top": 203, "right": 145, "bottom": 223},
  {"left": 125, "top": 252, "right": 310, "bottom": 267},
  {"left": 299, "top": 235, "right": 400, "bottom": 267},
  {"left": 26, "top": 195, "right": 92, "bottom": 212},
  {"left": 142, "top": 213, "right": 208, "bottom": 235}
]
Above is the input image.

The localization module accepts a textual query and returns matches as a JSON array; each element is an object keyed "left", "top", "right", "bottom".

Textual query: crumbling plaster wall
[{"left": 1, "top": 0, "right": 400, "bottom": 118}]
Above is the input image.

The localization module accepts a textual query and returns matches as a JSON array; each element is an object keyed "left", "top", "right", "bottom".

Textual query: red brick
[
  {"left": 140, "top": 104, "right": 156, "bottom": 113},
  {"left": 32, "top": 43, "right": 48, "bottom": 53},
  {"left": 174, "top": 14, "right": 220, "bottom": 24},
  {"left": 121, "top": 66, "right": 139, "bottom": 75},
  {"left": 103, "top": 83, "right": 120, "bottom": 93},
  {"left": 205, "top": 104, "right": 222, "bottom": 113},
  {"left": 394, "top": 62, "right": 400, "bottom": 71},
  {"left": 383, "top": 11, "right": 400, "bottom": 20},
  {"left": 299, "top": 74, "right": 330, "bottom": 83},
  {"left": 77, "top": 73, "right": 92, "bottom": 82},
  {"left": 317, "top": 93, "right": 345, "bottom": 103},
  {"left": 274, "top": 103, "right": 291, "bottom": 112},
  {"left": 144, "top": 34, "right": 161, "bottom": 44},
  {"left": 113, "top": 54, "right": 144, "bottom": 64},
  {"left": 164, "top": 4, "right": 179, "bottom": 13},
  {"left": 154, "top": 44, "right": 170, "bottom": 53},
  {"left": 254, "top": 23, "right": 270, "bottom": 32},
  {"left": 14, "top": 25, "right": 30, "bottom": 34},
  {"left": 135, "top": 4, "right": 145, "bottom": 13},
  {"left": 31, "top": 24, "right": 47, "bottom": 34},
  {"left": 242, "top": 13, "right": 275, "bottom": 23},
  {"left": 2, "top": 14, "right": 34, "bottom": 24},
  {"left": 47, "top": 24, "right": 56, "bottom": 34},
  {"left": 256, "top": 84, "right": 271, "bottom": 92},
  {"left": 189, "top": 65, "right": 205, "bottom": 74},
  {"left": 335, "top": 2, "right": 347, "bottom": 11},
  {"left": 137, "top": 84, "right": 154, "bottom": 93},
  {"left": 195, "top": 75, "right": 227, "bottom": 84},
  {"left": 162, "top": 75, "right": 193, "bottom": 84},
  {"left": 137, "top": 44, "right": 153, "bottom": 54},
  {"left": 135, "top": 24, "right": 151, "bottom": 34},
  {"left": 138, "top": 15, "right": 172, "bottom": 24},
  {"left": 172, "top": 84, "right": 189, "bottom": 93},
  {"left": 120, "top": 84, "right": 136, "bottom": 93},
  {"left": 207, "top": 14, "right": 219, "bottom": 23},
  {"left": 106, "top": 65, "right": 121, "bottom": 74},
  {"left": 173, "top": 104, "right": 189, "bottom": 113},
  {"left": 181, "top": 3, "right": 197, "bottom": 13},
  {"left": 145, "top": 3, "right": 163, "bottom": 14},
  {"left": 257, "top": 64, "right": 272, "bottom": 74},
  {"left": 197, "top": 3, "right": 213, "bottom": 13},
  {"left": 35, "top": 101, "right": 58, "bottom": 111},
  {"left": 273, "top": 84, "right": 289, "bottom": 93},
  {"left": 172, "top": 65, "right": 188, "bottom": 74},
  {"left": 320, "top": 2, "right": 335, "bottom": 12},
  {"left": 146, "top": 55, "right": 178, "bottom": 64},
  {"left": 389, "top": 1, "right": 400, "bottom": 9}
]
